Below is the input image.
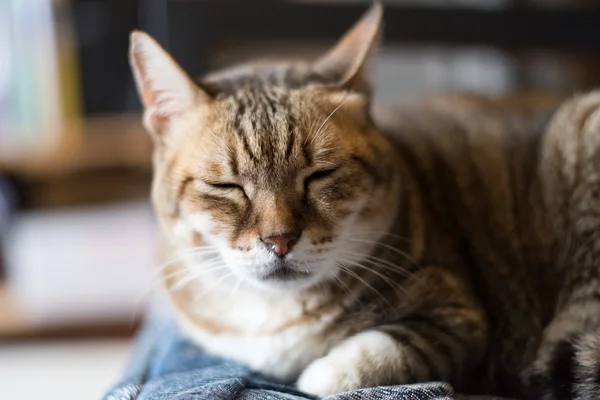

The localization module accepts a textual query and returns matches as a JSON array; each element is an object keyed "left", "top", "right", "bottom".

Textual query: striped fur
[{"left": 129, "top": 3, "right": 600, "bottom": 399}]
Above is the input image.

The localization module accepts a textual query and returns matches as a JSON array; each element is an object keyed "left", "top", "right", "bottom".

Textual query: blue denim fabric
[{"left": 103, "top": 306, "right": 510, "bottom": 400}]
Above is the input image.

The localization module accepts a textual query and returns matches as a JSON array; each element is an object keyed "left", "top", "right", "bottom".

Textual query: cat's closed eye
[
  {"left": 305, "top": 169, "right": 337, "bottom": 184},
  {"left": 202, "top": 181, "right": 247, "bottom": 198},
  {"left": 206, "top": 182, "right": 243, "bottom": 190}
]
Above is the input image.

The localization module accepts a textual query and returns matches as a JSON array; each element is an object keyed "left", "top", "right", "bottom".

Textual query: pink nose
[{"left": 261, "top": 232, "right": 300, "bottom": 256}]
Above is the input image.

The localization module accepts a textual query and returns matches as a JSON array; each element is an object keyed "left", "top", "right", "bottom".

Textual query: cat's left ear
[
  {"left": 129, "top": 31, "right": 210, "bottom": 141},
  {"left": 313, "top": 1, "right": 383, "bottom": 94}
]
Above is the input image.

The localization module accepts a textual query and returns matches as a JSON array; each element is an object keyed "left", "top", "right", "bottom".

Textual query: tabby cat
[{"left": 129, "top": 3, "right": 600, "bottom": 399}]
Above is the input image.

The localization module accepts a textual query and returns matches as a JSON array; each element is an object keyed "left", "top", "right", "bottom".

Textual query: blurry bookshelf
[
  {"left": 0, "top": 0, "right": 149, "bottom": 178},
  {"left": 0, "top": 0, "right": 152, "bottom": 340},
  {"left": 2, "top": 201, "right": 155, "bottom": 338},
  {"left": 0, "top": 0, "right": 81, "bottom": 165}
]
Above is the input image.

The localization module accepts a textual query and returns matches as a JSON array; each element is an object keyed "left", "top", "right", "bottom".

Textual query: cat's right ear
[
  {"left": 313, "top": 1, "right": 383, "bottom": 95},
  {"left": 129, "top": 31, "right": 209, "bottom": 141}
]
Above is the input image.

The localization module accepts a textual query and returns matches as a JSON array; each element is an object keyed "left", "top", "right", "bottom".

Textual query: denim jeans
[{"left": 103, "top": 305, "right": 509, "bottom": 400}]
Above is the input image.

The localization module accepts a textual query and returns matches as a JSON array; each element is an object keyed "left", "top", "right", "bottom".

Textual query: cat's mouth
[{"left": 258, "top": 263, "right": 312, "bottom": 282}]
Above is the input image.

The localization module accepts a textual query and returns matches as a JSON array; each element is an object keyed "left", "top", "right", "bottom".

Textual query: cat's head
[{"left": 129, "top": 2, "right": 399, "bottom": 291}]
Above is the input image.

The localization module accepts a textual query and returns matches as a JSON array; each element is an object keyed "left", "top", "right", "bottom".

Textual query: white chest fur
[{"left": 174, "top": 285, "right": 343, "bottom": 382}]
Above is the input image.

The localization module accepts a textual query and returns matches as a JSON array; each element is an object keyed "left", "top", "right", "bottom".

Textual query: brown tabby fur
[{"left": 130, "top": 3, "right": 600, "bottom": 399}]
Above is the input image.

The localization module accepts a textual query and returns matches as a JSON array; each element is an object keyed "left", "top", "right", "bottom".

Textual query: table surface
[{"left": 0, "top": 339, "right": 132, "bottom": 400}]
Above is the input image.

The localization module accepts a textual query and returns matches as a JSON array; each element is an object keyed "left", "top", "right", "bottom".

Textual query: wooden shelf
[
  {"left": 0, "top": 114, "right": 153, "bottom": 179},
  {"left": 0, "top": 283, "right": 30, "bottom": 337},
  {"left": 168, "top": 1, "right": 600, "bottom": 77},
  {"left": 0, "top": 283, "right": 140, "bottom": 340}
]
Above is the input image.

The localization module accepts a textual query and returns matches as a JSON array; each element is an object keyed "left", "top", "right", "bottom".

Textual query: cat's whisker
[
  {"left": 193, "top": 272, "right": 234, "bottom": 303},
  {"left": 229, "top": 277, "right": 244, "bottom": 297},
  {"left": 167, "top": 273, "right": 221, "bottom": 294},
  {"left": 127, "top": 253, "right": 222, "bottom": 325},
  {"left": 333, "top": 272, "right": 365, "bottom": 310},
  {"left": 167, "top": 264, "right": 228, "bottom": 292},
  {"left": 360, "top": 254, "right": 423, "bottom": 280},
  {"left": 338, "top": 256, "right": 411, "bottom": 299},
  {"left": 158, "top": 259, "right": 225, "bottom": 284},
  {"left": 128, "top": 282, "right": 164, "bottom": 330},
  {"left": 337, "top": 263, "right": 391, "bottom": 306},
  {"left": 153, "top": 256, "right": 223, "bottom": 289},
  {"left": 344, "top": 238, "right": 418, "bottom": 266},
  {"left": 304, "top": 118, "right": 321, "bottom": 148},
  {"left": 347, "top": 231, "right": 412, "bottom": 244},
  {"left": 165, "top": 267, "right": 213, "bottom": 292},
  {"left": 165, "top": 247, "right": 220, "bottom": 260},
  {"left": 156, "top": 254, "right": 220, "bottom": 276},
  {"left": 129, "top": 249, "right": 225, "bottom": 332},
  {"left": 169, "top": 244, "right": 220, "bottom": 254},
  {"left": 343, "top": 259, "right": 414, "bottom": 301},
  {"left": 155, "top": 249, "right": 221, "bottom": 275},
  {"left": 339, "top": 255, "right": 408, "bottom": 280},
  {"left": 313, "top": 94, "right": 350, "bottom": 138},
  {"left": 178, "top": 244, "right": 220, "bottom": 251},
  {"left": 129, "top": 246, "right": 220, "bottom": 322},
  {"left": 338, "top": 250, "right": 418, "bottom": 280},
  {"left": 155, "top": 246, "right": 219, "bottom": 264},
  {"left": 206, "top": 127, "right": 233, "bottom": 155},
  {"left": 154, "top": 267, "right": 190, "bottom": 285}
]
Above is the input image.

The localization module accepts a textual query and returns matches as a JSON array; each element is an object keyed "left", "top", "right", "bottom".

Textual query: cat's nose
[{"left": 260, "top": 232, "right": 300, "bottom": 257}]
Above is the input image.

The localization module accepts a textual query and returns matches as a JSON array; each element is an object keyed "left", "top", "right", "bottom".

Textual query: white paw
[
  {"left": 297, "top": 331, "right": 403, "bottom": 398},
  {"left": 297, "top": 355, "right": 360, "bottom": 398}
]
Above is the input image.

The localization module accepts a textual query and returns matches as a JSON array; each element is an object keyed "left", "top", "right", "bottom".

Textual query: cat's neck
[{"left": 165, "top": 264, "right": 344, "bottom": 335}]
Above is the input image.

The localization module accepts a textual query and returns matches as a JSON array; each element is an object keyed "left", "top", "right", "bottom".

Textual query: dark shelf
[{"left": 167, "top": 1, "right": 600, "bottom": 76}]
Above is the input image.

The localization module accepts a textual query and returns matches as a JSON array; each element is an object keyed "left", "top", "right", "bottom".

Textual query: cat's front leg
[
  {"left": 297, "top": 267, "right": 488, "bottom": 397},
  {"left": 297, "top": 330, "right": 406, "bottom": 396},
  {"left": 523, "top": 298, "right": 600, "bottom": 399}
]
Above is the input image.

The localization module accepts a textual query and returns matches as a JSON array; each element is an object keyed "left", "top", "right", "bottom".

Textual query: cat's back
[
  {"left": 375, "top": 92, "right": 564, "bottom": 159},
  {"left": 374, "top": 92, "right": 564, "bottom": 251},
  {"left": 375, "top": 93, "right": 568, "bottom": 388},
  {"left": 374, "top": 92, "right": 564, "bottom": 253}
]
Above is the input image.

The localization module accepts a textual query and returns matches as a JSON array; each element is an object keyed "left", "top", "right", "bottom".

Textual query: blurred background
[{"left": 1, "top": 0, "right": 600, "bottom": 399}]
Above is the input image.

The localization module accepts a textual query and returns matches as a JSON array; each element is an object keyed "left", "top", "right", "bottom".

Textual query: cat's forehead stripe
[
  {"left": 285, "top": 126, "right": 296, "bottom": 160},
  {"left": 225, "top": 89, "right": 303, "bottom": 172},
  {"left": 203, "top": 64, "right": 338, "bottom": 175},
  {"left": 238, "top": 129, "right": 259, "bottom": 163},
  {"left": 228, "top": 146, "right": 239, "bottom": 176}
]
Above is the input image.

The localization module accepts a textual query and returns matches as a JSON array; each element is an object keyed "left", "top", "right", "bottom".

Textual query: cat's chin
[
  {"left": 223, "top": 256, "right": 332, "bottom": 292},
  {"left": 258, "top": 264, "right": 313, "bottom": 282},
  {"left": 243, "top": 269, "right": 329, "bottom": 293}
]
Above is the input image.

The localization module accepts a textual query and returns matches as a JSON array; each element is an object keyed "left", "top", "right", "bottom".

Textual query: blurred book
[
  {"left": 0, "top": 0, "right": 82, "bottom": 163},
  {"left": 0, "top": 176, "right": 18, "bottom": 278},
  {"left": 4, "top": 201, "right": 157, "bottom": 328}
]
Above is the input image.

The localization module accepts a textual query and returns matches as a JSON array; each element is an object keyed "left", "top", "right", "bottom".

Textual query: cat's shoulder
[
  {"left": 375, "top": 91, "right": 565, "bottom": 127},
  {"left": 374, "top": 91, "right": 565, "bottom": 147}
]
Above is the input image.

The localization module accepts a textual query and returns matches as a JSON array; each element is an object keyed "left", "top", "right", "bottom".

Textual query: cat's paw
[
  {"left": 297, "top": 331, "right": 404, "bottom": 398},
  {"left": 522, "top": 333, "right": 600, "bottom": 400},
  {"left": 297, "top": 355, "right": 360, "bottom": 398}
]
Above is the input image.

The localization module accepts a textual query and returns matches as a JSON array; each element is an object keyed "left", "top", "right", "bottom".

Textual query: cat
[{"left": 129, "top": 2, "right": 600, "bottom": 399}]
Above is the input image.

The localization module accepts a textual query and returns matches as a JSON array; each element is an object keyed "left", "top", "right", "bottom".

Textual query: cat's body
[
  {"left": 376, "top": 95, "right": 562, "bottom": 396},
  {"left": 129, "top": 3, "right": 600, "bottom": 399}
]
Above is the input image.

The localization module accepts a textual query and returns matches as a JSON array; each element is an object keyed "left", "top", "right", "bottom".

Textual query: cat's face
[
  {"left": 130, "top": 3, "right": 398, "bottom": 291},
  {"left": 160, "top": 85, "right": 397, "bottom": 291}
]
